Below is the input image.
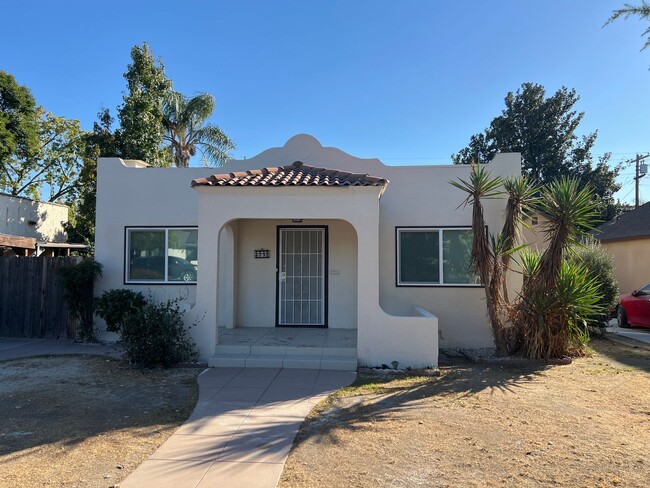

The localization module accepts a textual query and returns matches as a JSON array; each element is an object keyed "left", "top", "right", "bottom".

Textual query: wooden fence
[{"left": 0, "top": 257, "right": 80, "bottom": 338}]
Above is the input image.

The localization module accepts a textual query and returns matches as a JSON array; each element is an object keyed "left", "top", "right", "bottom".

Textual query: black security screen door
[{"left": 277, "top": 227, "right": 327, "bottom": 326}]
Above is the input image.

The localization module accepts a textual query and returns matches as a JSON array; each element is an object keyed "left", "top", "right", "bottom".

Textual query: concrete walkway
[
  {"left": 121, "top": 367, "right": 356, "bottom": 488},
  {"left": 0, "top": 337, "right": 123, "bottom": 361}
]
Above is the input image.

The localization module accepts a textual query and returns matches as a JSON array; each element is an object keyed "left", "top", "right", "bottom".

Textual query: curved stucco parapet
[{"left": 221, "top": 134, "right": 388, "bottom": 174}]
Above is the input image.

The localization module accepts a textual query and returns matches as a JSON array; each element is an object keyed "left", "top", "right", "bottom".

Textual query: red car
[{"left": 617, "top": 283, "right": 650, "bottom": 328}]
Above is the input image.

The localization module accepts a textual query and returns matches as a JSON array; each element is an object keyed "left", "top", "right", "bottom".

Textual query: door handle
[{"left": 280, "top": 272, "right": 286, "bottom": 283}]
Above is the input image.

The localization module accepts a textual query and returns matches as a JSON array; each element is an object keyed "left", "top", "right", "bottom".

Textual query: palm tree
[
  {"left": 516, "top": 177, "right": 601, "bottom": 359},
  {"left": 500, "top": 176, "right": 538, "bottom": 301},
  {"left": 606, "top": 2, "right": 650, "bottom": 52},
  {"left": 450, "top": 164, "right": 512, "bottom": 353},
  {"left": 162, "top": 91, "right": 235, "bottom": 168}
]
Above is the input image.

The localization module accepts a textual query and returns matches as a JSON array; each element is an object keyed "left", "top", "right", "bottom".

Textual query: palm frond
[
  {"left": 161, "top": 91, "right": 235, "bottom": 167},
  {"left": 185, "top": 93, "right": 215, "bottom": 125}
]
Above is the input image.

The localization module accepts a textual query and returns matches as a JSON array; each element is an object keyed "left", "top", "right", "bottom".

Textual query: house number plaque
[{"left": 254, "top": 249, "right": 271, "bottom": 259}]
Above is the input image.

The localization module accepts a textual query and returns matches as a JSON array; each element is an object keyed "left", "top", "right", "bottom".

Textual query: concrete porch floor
[{"left": 210, "top": 328, "right": 357, "bottom": 370}]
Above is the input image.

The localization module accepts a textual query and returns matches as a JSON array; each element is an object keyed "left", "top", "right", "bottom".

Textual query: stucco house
[
  {"left": 95, "top": 135, "right": 521, "bottom": 369},
  {"left": 596, "top": 202, "right": 650, "bottom": 294}
]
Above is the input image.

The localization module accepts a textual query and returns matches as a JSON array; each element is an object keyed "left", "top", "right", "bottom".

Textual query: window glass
[
  {"left": 126, "top": 228, "right": 198, "bottom": 283},
  {"left": 638, "top": 284, "right": 650, "bottom": 295},
  {"left": 397, "top": 227, "right": 477, "bottom": 286},
  {"left": 442, "top": 229, "right": 476, "bottom": 284},
  {"left": 399, "top": 230, "right": 439, "bottom": 284},
  {"left": 167, "top": 229, "right": 198, "bottom": 282},
  {"left": 128, "top": 230, "right": 165, "bottom": 280}
]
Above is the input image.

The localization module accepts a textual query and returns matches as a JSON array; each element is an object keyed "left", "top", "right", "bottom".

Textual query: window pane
[
  {"left": 399, "top": 231, "right": 439, "bottom": 283},
  {"left": 168, "top": 229, "right": 198, "bottom": 282},
  {"left": 129, "top": 230, "right": 165, "bottom": 281},
  {"left": 442, "top": 229, "right": 476, "bottom": 284}
]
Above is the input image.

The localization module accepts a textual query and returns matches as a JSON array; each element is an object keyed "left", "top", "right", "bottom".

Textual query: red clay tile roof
[{"left": 191, "top": 161, "right": 388, "bottom": 189}]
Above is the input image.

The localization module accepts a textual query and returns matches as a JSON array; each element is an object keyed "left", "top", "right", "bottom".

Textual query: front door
[{"left": 277, "top": 226, "right": 327, "bottom": 327}]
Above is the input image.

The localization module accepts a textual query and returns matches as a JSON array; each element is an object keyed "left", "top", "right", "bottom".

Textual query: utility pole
[{"left": 634, "top": 154, "right": 649, "bottom": 208}]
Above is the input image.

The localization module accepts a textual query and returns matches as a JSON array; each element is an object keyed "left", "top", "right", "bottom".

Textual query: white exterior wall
[
  {"left": 0, "top": 192, "right": 68, "bottom": 242},
  {"left": 234, "top": 219, "right": 357, "bottom": 329},
  {"left": 190, "top": 185, "right": 438, "bottom": 368},
  {"left": 95, "top": 134, "right": 521, "bottom": 364},
  {"left": 94, "top": 159, "right": 209, "bottom": 321},
  {"left": 216, "top": 135, "right": 521, "bottom": 349}
]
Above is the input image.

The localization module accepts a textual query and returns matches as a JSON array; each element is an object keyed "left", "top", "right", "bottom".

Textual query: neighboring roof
[
  {"left": 0, "top": 233, "right": 36, "bottom": 250},
  {"left": 596, "top": 202, "right": 650, "bottom": 242},
  {"left": 191, "top": 161, "right": 389, "bottom": 189}
]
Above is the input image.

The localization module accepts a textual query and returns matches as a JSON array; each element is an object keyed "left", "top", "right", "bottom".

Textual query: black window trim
[
  {"left": 395, "top": 226, "right": 483, "bottom": 288},
  {"left": 124, "top": 225, "right": 198, "bottom": 285}
]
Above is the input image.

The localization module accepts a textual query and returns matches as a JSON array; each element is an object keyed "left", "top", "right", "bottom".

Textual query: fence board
[{"left": 0, "top": 257, "right": 80, "bottom": 338}]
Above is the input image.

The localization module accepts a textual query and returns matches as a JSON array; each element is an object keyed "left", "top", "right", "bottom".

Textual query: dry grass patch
[
  {"left": 280, "top": 339, "right": 650, "bottom": 488},
  {"left": 0, "top": 355, "right": 200, "bottom": 488}
]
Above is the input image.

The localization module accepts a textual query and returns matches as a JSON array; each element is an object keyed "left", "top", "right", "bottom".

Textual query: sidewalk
[
  {"left": 121, "top": 367, "right": 356, "bottom": 488},
  {"left": 605, "top": 320, "right": 650, "bottom": 349}
]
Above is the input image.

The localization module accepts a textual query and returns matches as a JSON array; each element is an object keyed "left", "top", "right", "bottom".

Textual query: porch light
[{"left": 291, "top": 219, "right": 303, "bottom": 223}]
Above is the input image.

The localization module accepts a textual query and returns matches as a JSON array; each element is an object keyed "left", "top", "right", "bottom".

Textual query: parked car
[
  {"left": 130, "top": 256, "right": 197, "bottom": 282},
  {"left": 617, "top": 283, "right": 650, "bottom": 328}
]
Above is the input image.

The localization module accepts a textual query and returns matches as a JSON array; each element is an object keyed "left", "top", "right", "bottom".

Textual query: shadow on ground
[
  {"left": 0, "top": 355, "right": 199, "bottom": 458},
  {"left": 291, "top": 359, "right": 550, "bottom": 448},
  {"left": 590, "top": 336, "right": 650, "bottom": 373}
]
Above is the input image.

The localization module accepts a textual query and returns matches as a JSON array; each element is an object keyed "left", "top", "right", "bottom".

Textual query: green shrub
[
  {"left": 96, "top": 289, "right": 147, "bottom": 332},
  {"left": 569, "top": 244, "right": 619, "bottom": 324},
  {"left": 58, "top": 259, "right": 103, "bottom": 341},
  {"left": 120, "top": 297, "right": 198, "bottom": 367},
  {"left": 515, "top": 258, "right": 602, "bottom": 358}
]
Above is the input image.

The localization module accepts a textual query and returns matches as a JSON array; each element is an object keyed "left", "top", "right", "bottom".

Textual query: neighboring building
[
  {"left": 596, "top": 202, "right": 650, "bottom": 293},
  {"left": 95, "top": 135, "right": 521, "bottom": 369},
  {"left": 0, "top": 193, "right": 85, "bottom": 256},
  {"left": 520, "top": 211, "right": 549, "bottom": 251}
]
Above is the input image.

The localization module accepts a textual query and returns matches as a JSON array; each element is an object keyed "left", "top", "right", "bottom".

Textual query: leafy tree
[
  {"left": 1, "top": 71, "right": 86, "bottom": 202},
  {"left": 0, "top": 71, "right": 40, "bottom": 194},
  {"left": 116, "top": 43, "right": 172, "bottom": 167},
  {"left": 0, "top": 71, "right": 40, "bottom": 163},
  {"left": 452, "top": 83, "right": 621, "bottom": 221},
  {"left": 2, "top": 110, "right": 86, "bottom": 202},
  {"left": 65, "top": 109, "right": 117, "bottom": 244},
  {"left": 163, "top": 91, "right": 235, "bottom": 167},
  {"left": 606, "top": 2, "right": 650, "bottom": 52}
]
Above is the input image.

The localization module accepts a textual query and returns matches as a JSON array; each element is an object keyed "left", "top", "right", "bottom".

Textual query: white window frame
[
  {"left": 125, "top": 227, "right": 198, "bottom": 285},
  {"left": 396, "top": 227, "right": 480, "bottom": 287}
]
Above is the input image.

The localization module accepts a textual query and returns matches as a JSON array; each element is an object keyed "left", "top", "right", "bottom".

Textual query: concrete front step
[
  {"left": 208, "top": 349, "right": 357, "bottom": 371},
  {"left": 214, "top": 344, "right": 357, "bottom": 357}
]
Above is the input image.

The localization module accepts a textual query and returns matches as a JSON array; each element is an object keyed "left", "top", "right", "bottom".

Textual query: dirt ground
[
  {"left": 280, "top": 339, "right": 650, "bottom": 488},
  {"left": 0, "top": 355, "right": 200, "bottom": 488}
]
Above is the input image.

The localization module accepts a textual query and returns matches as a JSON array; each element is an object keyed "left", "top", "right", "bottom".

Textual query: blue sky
[{"left": 2, "top": 1, "right": 649, "bottom": 203}]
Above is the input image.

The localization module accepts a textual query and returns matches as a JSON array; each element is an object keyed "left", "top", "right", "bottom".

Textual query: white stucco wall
[
  {"left": 0, "top": 192, "right": 68, "bottom": 242},
  {"left": 216, "top": 135, "right": 521, "bottom": 349},
  {"left": 94, "top": 134, "right": 521, "bottom": 362},
  {"left": 190, "top": 185, "right": 438, "bottom": 368},
  {"left": 233, "top": 219, "right": 357, "bottom": 329},
  {"left": 94, "top": 159, "right": 208, "bottom": 330}
]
